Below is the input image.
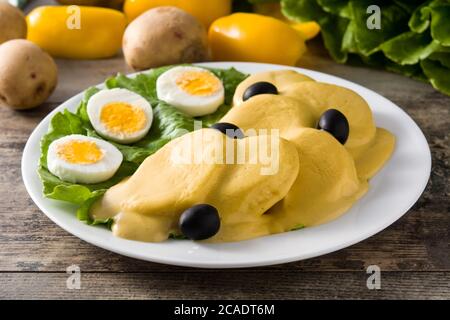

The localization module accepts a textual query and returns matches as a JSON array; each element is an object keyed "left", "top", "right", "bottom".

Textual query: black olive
[
  {"left": 317, "top": 109, "right": 350, "bottom": 144},
  {"left": 210, "top": 122, "right": 245, "bottom": 139},
  {"left": 179, "top": 204, "right": 221, "bottom": 240},
  {"left": 243, "top": 81, "right": 278, "bottom": 101}
]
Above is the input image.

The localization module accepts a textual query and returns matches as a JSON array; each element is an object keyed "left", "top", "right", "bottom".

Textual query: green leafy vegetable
[
  {"left": 168, "top": 233, "right": 189, "bottom": 240},
  {"left": 279, "top": 0, "right": 450, "bottom": 96},
  {"left": 380, "top": 31, "right": 441, "bottom": 65},
  {"left": 76, "top": 190, "right": 111, "bottom": 225},
  {"left": 421, "top": 58, "right": 450, "bottom": 95},
  {"left": 348, "top": 1, "right": 410, "bottom": 56},
  {"left": 428, "top": 51, "right": 450, "bottom": 68},
  {"left": 321, "top": 15, "right": 350, "bottom": 62},
  {"left": 427, "top": 4, "right": 450, "bottom": 46},
  {"left": 317, "top": 0, "right": 351, "bottom": 18},
  {"left": 409, "top": 0, "right": 433, "bottom": 33},
  {"left": 38, "top": 65, "right": 247, "bottom": 226},
  {"left": 291, "top": 224, "right": 305, "bottom": 231},
  {"left": 105, "top": 65, "right": 173, "bottom": 105}
]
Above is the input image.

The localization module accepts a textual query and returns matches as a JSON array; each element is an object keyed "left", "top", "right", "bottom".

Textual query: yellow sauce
[
  {"left": 91, "top": 130, "right": 299, "bottom": 242},
  {"left": 91, "top": 70, "right": 395, "bottom": 243}
]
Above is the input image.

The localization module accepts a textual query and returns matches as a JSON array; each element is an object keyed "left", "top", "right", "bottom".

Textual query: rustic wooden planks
[
  {"left": 0, "top": 38, "right": 448, "bottom": 299},
  {"left": 1, "top": 272, "right": 448, "bottom": 300}
]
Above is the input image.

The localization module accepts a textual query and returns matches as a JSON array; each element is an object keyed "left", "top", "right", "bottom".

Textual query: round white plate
[{"left": 22, "top": 62, "right": 431, "bottom": 268}]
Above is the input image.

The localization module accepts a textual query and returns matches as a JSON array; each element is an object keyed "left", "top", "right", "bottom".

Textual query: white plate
[{"left": 22, "top": 62, "right": 431, "bottom": 268}]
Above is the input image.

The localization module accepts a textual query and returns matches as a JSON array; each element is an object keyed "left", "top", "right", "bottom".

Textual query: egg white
[
  {"left": 156, "top": 66, "right": 225, "bottom": 117},
  {"left": 47, "top": 134, "right": 123, "bottom": 184},
  {"left": 87, "top": 88, "right": 153, "bottom": 144}
]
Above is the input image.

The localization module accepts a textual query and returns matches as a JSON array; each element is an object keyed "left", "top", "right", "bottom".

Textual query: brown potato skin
[
  {"left": 123, "top": 6, "right": 209, "bottom": 70},
  {"left": 0, "top": 40, "right": 58, "bottom": 110},
  {"left": 0, "top": 3, "right": 27, "bottom": 45}
]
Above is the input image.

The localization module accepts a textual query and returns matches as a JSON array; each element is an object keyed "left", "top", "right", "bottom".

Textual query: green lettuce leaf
[
  {"left": 40, "top": 109, "right": 86, "bottom": 169},
  {"left": 380, "top": 31, "right": 441, "bottom": 65},
  {"left": 321, "top": 15, "right": 350, "bottom": 63},
  {"left": 317, "top": 0, "right": 351, "bottom": 18},
  {"left": 291, "top": 224, "right": 305, "bottom": 231},
  {"left": 105, "top": 66, "right": 173, "bottom": 105},
  {"left": 394, "top": 0, "right": 427, "bottom": 14},
  {"left": 280, "top": 0, "right": 450, "bottom": 96},
  {"left": 347, "top": 0, "right": 410, "bottom": 56},
  {"left": 282, "top": 0, "right": 350, "bottom": 62},
  {"left": 282, "top": 0, "right": 326, "bottom": 22},
  {"left": 76, "top": 189, "right": 111, "bottom": 225},
  {"left": 38, "top": 65, "right": 247, "bottom": 225},
  {"left": 409, "top": 0, "right": 433, "bottom": 33},
  {"left": 428, "top": 51, "right": 450, "bottom": 68},
  {"left": 426, "top": 4, "right": 450, "bottom": 46},
  {"left": 421, "top": 58, "right": 450, "bottom": 95},
  {"left": 76, "top": 86, "right": 101, "bottom": 124}
]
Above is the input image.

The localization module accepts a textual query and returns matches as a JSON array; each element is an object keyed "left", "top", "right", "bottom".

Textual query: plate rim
[{"left": 21, "top": 61, "right": 432, "bottom": 268}]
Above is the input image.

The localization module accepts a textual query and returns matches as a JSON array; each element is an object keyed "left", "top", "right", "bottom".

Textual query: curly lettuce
[
  {"left": 280, "top": 0, "right": 450, "bottom": 96},
  {"left": 38, "top": 65, "right": 247, "bottom": 224}
]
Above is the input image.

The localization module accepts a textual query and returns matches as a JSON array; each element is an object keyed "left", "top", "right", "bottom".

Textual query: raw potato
[
  {"left": 0, "top": 39, "right": 58, "bottom": 110},
  {"left": 123, "top": 6, "right": 208, "bottom": 70},
  {"left": 0, "top": 3, "right": 27, "bottom": 44}
]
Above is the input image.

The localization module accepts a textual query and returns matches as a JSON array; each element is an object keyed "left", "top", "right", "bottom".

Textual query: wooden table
[{"left": 0, "top": 11, "right": 449, "bottom": 298}]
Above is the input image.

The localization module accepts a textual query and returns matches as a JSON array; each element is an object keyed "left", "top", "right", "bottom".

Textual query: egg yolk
[
  {"left": 57, "top": 140, "right": 103, "bottom": 164},
  {"left": 176, "top": 71, "right": 221, "bottom": 96},
  {"left": 100, "top": 102, "right": 146, "bottom": 134}
]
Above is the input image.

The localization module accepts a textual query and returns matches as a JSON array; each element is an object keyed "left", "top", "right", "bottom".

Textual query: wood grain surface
[{"left": 0, "top": 22, "right": 448, "bottom": 299}]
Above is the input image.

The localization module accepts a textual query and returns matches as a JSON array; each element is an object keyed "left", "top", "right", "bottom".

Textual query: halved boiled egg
[
  {"left": 156, "top": 66, "right": 225, "bottom": 117},
  {"left": 47, "top": 134, "right": 123, "bottom": 184},
  {"left": 87, "top": 88, "right": 153, "bottom": 144}
]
